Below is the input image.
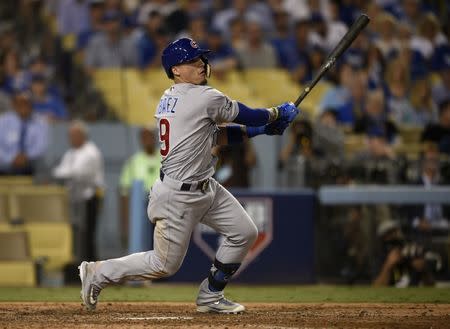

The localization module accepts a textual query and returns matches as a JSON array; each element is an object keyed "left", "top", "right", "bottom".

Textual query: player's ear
[{"left": 171, "top": 66, "right": 180, "bottom": 78}]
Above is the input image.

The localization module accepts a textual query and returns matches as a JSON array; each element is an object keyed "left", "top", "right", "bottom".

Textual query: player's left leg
[
  {"left": 196, "top": 178, "right": 258, "bottom": 313},
  {"left": 79, "top": 179, "right": 211, "bottom": 310}
]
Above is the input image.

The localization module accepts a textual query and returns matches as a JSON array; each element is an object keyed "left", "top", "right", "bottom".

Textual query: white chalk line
[{"left": 119, "top": 316, "right": 194, "bottom": 320}]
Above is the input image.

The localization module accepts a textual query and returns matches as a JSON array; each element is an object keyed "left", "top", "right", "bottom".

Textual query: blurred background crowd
[{"left": 0, "top": 0, "right": 449, "bottom": 287}]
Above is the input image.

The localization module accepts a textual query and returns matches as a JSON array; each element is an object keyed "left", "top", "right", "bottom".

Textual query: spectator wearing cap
[
  {"left": 137, "top": 10, "right": 164, "bottom": 69},
  {"left": 235, "top": 20, "right": 277, "bottom": 69},
  {"left": 200, "top": 29, "right": 237, "bottom": 80},
  {"left": 431, "top": 45, "right": 450, "bottom": 106},
  {"left": 421, "top": 100, "right": 450, "bottom": 155},
  {"left": 30, "top": 74, "right": 68, "bottom": 121},
  {"left": 28, "top": 55, "right": 62, "bottom": 100},
  {"left": 354, "top": 89, "right": 399, "bottom": 144},
  {"left": 77, "top": 0, "right": 105, "bottom": 51},
  {"left": 84, "top": 10, "right": 138, "bottom": 75},
  {"left": 0, "top": 90, "right": 48, "bottom": 175}
]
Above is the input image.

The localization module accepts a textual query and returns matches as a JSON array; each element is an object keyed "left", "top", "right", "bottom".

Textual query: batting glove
[
  {"left": 275, "top": 102, "right": 299, "bottom": 123},
  {"left": 264, "top": 119, "right": 289, "bottom": 135}
]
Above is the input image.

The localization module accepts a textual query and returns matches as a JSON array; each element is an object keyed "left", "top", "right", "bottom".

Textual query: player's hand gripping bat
[{"left": 294, "top": 14, "right": 370, "bottom": 107}]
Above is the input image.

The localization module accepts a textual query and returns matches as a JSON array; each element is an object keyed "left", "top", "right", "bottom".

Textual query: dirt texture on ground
[{"left": 0, "top": 302, "right": 449, "bottom": 329}]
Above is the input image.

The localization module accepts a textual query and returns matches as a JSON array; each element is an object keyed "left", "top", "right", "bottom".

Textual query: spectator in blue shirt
[
  {"left": 77, "top": 0, "right": 105, "bottom": 50},
  {"left": 84, "top": 10, "right": 138, "bottom": 75},
  {"left": 291, "top": 19, "right": 313, "bottom": 84},
  {"left": 270, "top": 10, "right": 297, "bottom": 71},
  {"left": 0, "top": 90, "right": 48, "bottom": 175},
  {"left": 137, "top": 10, "right": 164, "bottom": 69},
  {"left": 30, "top": 75, "right": 68, "bottom": 121}
]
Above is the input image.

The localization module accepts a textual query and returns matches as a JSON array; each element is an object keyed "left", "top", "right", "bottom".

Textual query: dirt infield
[{"left": 1, "top": 302, "right": 449, "bottom": 329}]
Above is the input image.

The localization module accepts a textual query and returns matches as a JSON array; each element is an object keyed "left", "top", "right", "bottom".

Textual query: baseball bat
[{"left": 294, "top": 14, "right": 370, "bottom": 107}]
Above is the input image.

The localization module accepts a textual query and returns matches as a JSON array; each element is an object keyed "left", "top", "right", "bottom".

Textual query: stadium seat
[
  {"left": 0, "top": 176, "right": 33, "bottom": 185},
  {"left": 24, "top": 222, "right": 73, "bottom": 271},
  {"left": 93, "top": 69, "right": 127, "bottom": 119},
  {"left": 243, "top": 69, "right": 300, "bottom": 107},
  {"left": 208, "top": 71, "right": 265, "bottom": 108},
  {"left": 8, "top": 185, "right": 69, "bottom": 222},
  {"left": 144, "top": 68, "right": 171, "bottom": 98},
  {"left": 123, "top": 70, "right": 158, "bottom": 125},
  {"left": 394, "top": 143, "right": 425, "bottom": 159},
  {"left": 0, "top": 231, "right": 36, "bottom": 287},
  {"left": 398, "top": 126, "right": 423, "bottom": 144},
  {"left": 0, "top": 178, "right": 36, "bottom": 222},
  {"left": 0, "top": 222, "right": 73, "bottom": 272}
]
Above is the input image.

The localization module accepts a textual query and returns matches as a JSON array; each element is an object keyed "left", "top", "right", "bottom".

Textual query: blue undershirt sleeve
[
  {"left": 226, "top": 125, "right": 266, "bottom": 144},
  {"left": 233, "top": 102, "right": 270, "bottom": 126},
  {"left": 226, "top": 125, "right": 244, "bottom": 144}
]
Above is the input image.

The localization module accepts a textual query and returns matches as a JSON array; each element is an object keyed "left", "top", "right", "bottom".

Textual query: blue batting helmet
[{"left": 161, "top": 38, "right": 211, "bottom": 79}]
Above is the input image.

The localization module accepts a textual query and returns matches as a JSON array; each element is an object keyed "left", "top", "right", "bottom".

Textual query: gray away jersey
[{"left": 155, "top": 83, "right": 239, "bottom": 182}]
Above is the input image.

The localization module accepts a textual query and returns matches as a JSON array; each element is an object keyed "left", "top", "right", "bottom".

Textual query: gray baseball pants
[{"left": 92, "top": 177, "right": 257, "bottom": 288}]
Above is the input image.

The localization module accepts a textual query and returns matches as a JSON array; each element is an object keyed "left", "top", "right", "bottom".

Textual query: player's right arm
[
  {"left": 204, "top": 87, "right": 298, "bottom": 126},
  {"left": 205, "top": 87, "right": 299, "bottom": 145}
]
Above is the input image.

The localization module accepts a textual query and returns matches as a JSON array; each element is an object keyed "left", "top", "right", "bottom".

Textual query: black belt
[{"left": 160, "top": 170, "right": 209, "bottom": 192}]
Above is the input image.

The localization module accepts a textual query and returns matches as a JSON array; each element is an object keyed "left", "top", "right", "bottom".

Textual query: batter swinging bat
[{"left": 294, "top": 14, "right": 370, "bottom": 107}]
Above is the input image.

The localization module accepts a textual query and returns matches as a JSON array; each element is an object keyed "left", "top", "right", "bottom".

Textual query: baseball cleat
[
  {"left": 79, "top": 261, "right": 101, "bottom": 311},
  {"left": 197, "top": 298, "right": 245, "bottom": 314}
]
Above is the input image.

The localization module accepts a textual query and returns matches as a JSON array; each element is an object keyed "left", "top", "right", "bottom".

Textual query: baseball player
[{"left": 79, "top": 37, "right": 299, "bottom": 314}]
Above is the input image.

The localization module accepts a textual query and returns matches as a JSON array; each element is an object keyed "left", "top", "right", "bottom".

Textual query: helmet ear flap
[
  {"left": 168, "top": 67, "right": 175, "bottom": 79},
  {"left": 201, "top": 56, "right": 211, "bottom": 78}
]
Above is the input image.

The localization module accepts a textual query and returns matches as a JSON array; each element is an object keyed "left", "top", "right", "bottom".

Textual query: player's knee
[
  {"left": 150, "top": 254, "right": 181, "bottom": 278},
  {"left": 159, "top": 258, "right": 183, "bottom": 277},
  {"left": 242, "top": 221, "right": 258, "bottom": 246}
]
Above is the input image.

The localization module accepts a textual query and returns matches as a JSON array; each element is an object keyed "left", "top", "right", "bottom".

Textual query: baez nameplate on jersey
[
  {"left": 193, "top": 197, "right": 273, "bottom": 276},
  {"left": 156, "top": 96, "right": 179, "bottom": 117}
]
